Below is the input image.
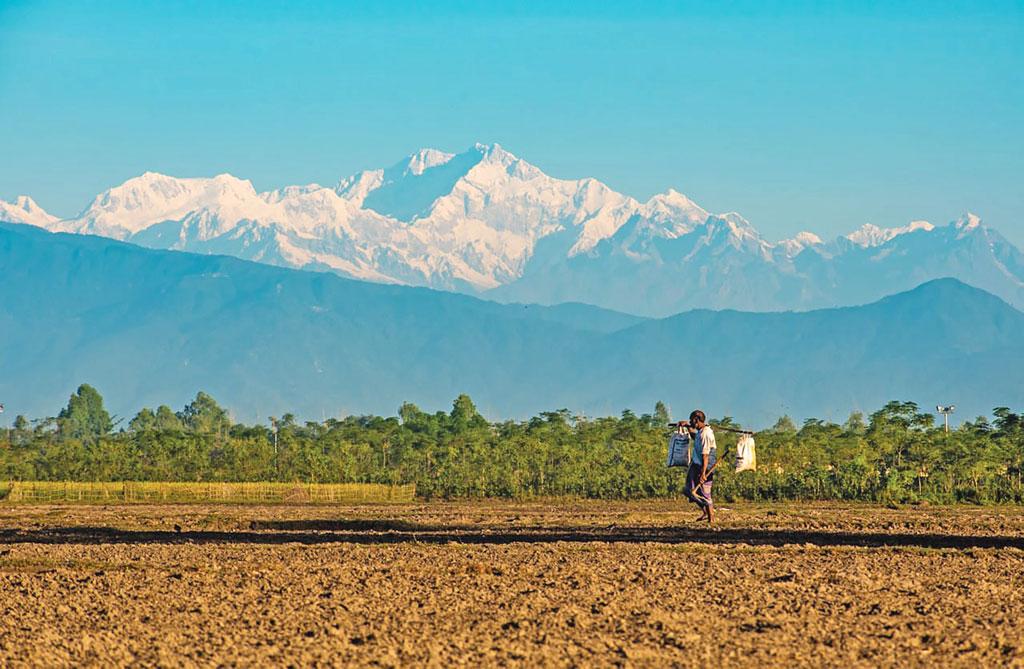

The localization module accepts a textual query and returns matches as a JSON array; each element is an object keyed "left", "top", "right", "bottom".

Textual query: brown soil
[{"left": 1, "top": 501, "right": 1022, "bottom": 667}]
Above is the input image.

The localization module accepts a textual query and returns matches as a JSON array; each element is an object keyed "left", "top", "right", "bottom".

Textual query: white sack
[
  {"left": 735, "top": 435, "right": 757, "bottom": 472},
  {"left": 667, "top": 432, "right": 690, "bottom": 468}
]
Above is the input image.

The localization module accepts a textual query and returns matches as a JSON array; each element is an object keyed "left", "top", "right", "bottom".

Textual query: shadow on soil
[{"left": 1, "top": 521, "right": 1021, "bottom": 550}]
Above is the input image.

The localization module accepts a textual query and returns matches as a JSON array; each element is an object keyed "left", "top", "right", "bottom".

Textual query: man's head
[{"left": 689, "top": 410, "right": 706, "bottom": 429}]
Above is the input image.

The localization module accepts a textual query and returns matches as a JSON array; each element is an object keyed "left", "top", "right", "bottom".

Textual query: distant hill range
[
  {"left": 3, "top": 143, "right": 1023, "bottom": 316},
  {"left": 2, "top": 222, "right": 1021, "bottom": 425}
]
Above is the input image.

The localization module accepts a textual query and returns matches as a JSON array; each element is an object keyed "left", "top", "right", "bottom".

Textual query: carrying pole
[{"left": 666, "top": 422, "right": 754, "bottom": 436}]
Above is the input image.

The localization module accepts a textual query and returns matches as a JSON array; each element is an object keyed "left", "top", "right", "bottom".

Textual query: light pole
[{"left": 936, "top": 405, "right": 955, "bottom": 433}]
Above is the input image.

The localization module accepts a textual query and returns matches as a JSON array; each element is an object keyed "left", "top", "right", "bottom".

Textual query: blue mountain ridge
[{"left": 2, "top": 222, "right": 1021, "bottom": 426}]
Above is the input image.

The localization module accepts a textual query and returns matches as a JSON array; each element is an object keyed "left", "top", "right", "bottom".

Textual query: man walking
[{"left": 683, "top": 410, "right": 717, "bottom": 524}]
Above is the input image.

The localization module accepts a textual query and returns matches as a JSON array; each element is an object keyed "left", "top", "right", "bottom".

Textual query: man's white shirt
[{"left": 690, "top": 426, "right": 717, "bottom": 467}]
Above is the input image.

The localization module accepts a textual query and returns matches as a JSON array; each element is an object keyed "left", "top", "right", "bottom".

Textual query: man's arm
[
  {"left": 698, "top": 427, "right": 708, "bottom": 482},
  {"left": 703, "top": 452, "right": 722, "bottom": 480},
  {"left": 698, "top": 428, "right": 715, "bottom": 483}
]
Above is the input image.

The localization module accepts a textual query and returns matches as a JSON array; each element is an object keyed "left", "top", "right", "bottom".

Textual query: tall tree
[
  {"left": 771, "top": 415, "right": 798, "bottom": 434},
  {"left": 449, "top": 394, "right": 487, "bottom": 433},
  {"left": 57, "top": 384, "right": 112, "bottom": 444},
  {"left": 154, "top": 405, "right": 184, "bottom": 431},
  {"left": 843, "top": 411, "right": 867, "bottom": 434},
  {"left": 11, "top": 415, "right": 30, "bottom": 447},
  {"left": 129, "top": 408, "right": 156, "bottom": 433},
  {"left": 179, "top": 392, "right": 230, "bottom": 435}
]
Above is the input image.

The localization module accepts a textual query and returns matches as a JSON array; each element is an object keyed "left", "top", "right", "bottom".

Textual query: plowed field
[{"left": 1, "top": 501, "right": 1022, "bottom": 667}]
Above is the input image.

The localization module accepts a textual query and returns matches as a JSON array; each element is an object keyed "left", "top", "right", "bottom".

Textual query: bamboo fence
[{"left": 1, "top": 481, "right": 416, "bottom": 504}]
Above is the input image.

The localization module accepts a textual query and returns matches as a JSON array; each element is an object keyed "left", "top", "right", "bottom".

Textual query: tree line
[{"left": 2, "top": 384, "right": 1023, "bottom": 503}]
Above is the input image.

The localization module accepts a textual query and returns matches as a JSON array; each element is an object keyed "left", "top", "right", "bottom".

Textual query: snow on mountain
[
  {"left": 51, "top": 172, "right": 274, "bottom": 239},
  {"left": 17, "top": 144, "right": 646, "bottom": 292},
  {"left": 955, "top": 212, "right": 981, "bottom": 235},
  {"left": 845, "top": 220, "right": 936, "bottom": 248},
  {"left": 0, "top": 195, "right": 58, "bottom": 227},
  {"left": 638, "top": 189, "right": 709, "bottom": 235},
  {"left": 489, "top": 207, "right": 1024, "bottom": 315},
  {"left": 7, "top": 144, "right": 1023, "bottom": 316},
  {"left": 405, "top": 148, "right": 457, "bottom": 175},
  {"left": 261, "top": 183, "right": 325, "bottom": 203},
  {"left": 416, "top": 144, "right": 638, "bottom": 272},
  {"left": 777, "top": 231, "right": 824, "bottom": 256},
  {"left": 335, "top": 170, "right": 384, "bottom": 207}
]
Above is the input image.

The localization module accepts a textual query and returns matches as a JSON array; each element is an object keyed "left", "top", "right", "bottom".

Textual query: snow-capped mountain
[
  {"left": 32, "top": 144, "right": 641, "bottom": 292},
  {"left": 4, "top": 143, "right": 1023, "bottom": 316},
  {"left": 493, "top": 209, "right": 1024, "bottom": 314},
  {"left": 845, "top": 220, "right": 935, "bottom": 248},
  {"left": 0, "top": 196, "right": 58, "bottom": 227}
]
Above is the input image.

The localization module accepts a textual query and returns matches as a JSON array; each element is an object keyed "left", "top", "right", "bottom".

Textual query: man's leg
[
  {"left": 700, "top": 474, "right": 715, "bottom": 524},
  {"left": 683, "top": 465, "right": 698, "bottom": 504},
  {"left": 685, "top": 465, "right": 709, "bottom": 519}
]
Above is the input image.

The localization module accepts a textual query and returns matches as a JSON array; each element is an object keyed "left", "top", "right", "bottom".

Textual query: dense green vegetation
[{"left": 2, "top": 385, "right": 1023, "bottom": 503}]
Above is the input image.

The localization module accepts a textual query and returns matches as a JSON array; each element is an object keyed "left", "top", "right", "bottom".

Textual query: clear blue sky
[{"left": 2, "top": 0, "right": 1022, "bottom": 243}]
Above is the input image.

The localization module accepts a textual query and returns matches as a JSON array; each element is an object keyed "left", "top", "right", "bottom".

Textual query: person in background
[{"left": 683, "top": 410, "right": 717, "bottom": 524}]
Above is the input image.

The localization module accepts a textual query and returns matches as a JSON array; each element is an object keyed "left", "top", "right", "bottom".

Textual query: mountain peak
[
  {"left": 474, "top": 141, "right": 503, "bottom": 153},
  {"left": 719, "top": 212, "right": 757, "bottom": 233},
  {"left": 0, "top": 195, "right": 58, "bottom": 226},
  {"left": 700, "top": 213, "right": 766, "bottom": 250},
  {"left": 794, "top": 231, "right": 823, "bottom": 245},
  {"left": 15, "top": 195, "right": 35, "bottom": 210},
  {"left": 64, "top": 171, "right": 266, "bottom": 238},
  {"left": 878, "top": 276, "right": 1013, "bottom": 310},
  {"left": 648, "top": 188, "right": 700, "bottom": 208},
  {"left": 845, "top": 224, "right": 878, "bottom": 247},
  {"left": 846, "top": 220, "right": 935, "bottom": 247},
  {"left": 955, "top": 212, "right": 981, "bottom": 231},
  {"left": 335, "top": 169, "right": 385, "bottom": 204},
  {"left": 639, "top": 190, "right": 709, "bottom": 237},
  {"left": 472, "top": 142, "right": 519, "bottom": 165},
  {"left": 775, "top": 230, "right": 824, "bottom": 256},
  {"left": 404, "top": 148, "right": 456, "bottom": 176},
  {"left": 131, "top": 170, "right": 182, "bottom": 186},
  {"left": 110, "top": 171, "right": 185, "bottom": 192}
]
